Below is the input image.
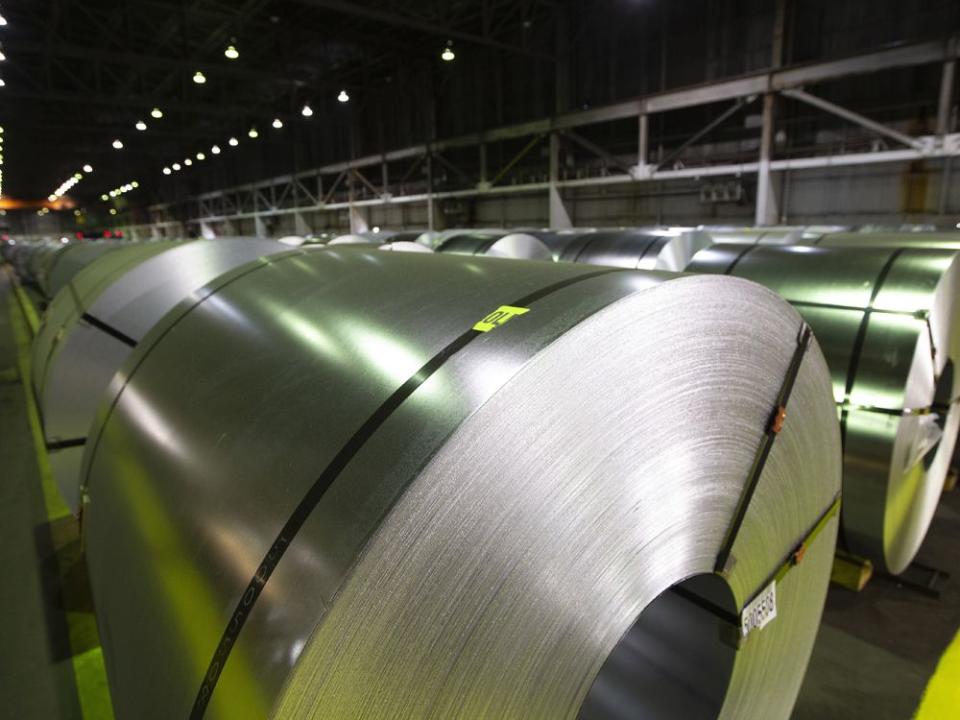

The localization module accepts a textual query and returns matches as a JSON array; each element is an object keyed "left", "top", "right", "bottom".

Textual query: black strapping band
[
  {"left": 189, "top": 268, "right": 624, "bottom": 718},
  {"left": 837, "top": 248, "right": 905, "bottom": 449},
  {"left": 714, "top": 322, "right": 813, "bottom": 575},
  {"left": 724, "top": 244, "right": 757, "bottom": 275},
  {"left": 674, "top": 492, "right": 841, "bottom": 629},
  {"left": 46, "top": 437, "right": 87, "bottom": 451},
  {"left": 81, "top": 313, "right": 137, "bottom": 348}
]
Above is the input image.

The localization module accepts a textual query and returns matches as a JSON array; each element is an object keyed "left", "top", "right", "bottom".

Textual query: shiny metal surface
[
  {"left": 436, "top": 231, "right": 554, "bottom": 260},
  {"left": 701, "top": 227, "right": 805, "bottom": 246},
  {"left": 83, "top": 249, "right": 839, "bottom": 719},
  {"left": 34, "top": 239, "right": 283, "bottom": 511},
  {"left": 42, "top": 241, "right": 124, "bottom": 298},
  {"left": 328, "top": 233, "right": 384, "bottom": 245},
  {"left": 688, "top": 244, "right": 960, "bottom": 573},
  {"left": 552, "top": 229, "right": 713, "bottom": 271},
  {"left": 815, "top": 231, "right": 960, "bottom": 250},
  {"left": 377, "top": 240, "right": 433, "bottom": 253}
]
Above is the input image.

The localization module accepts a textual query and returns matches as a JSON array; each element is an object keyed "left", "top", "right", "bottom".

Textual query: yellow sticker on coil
[{"left": 473, "top": 305, "right": 530, "bottom": 333}]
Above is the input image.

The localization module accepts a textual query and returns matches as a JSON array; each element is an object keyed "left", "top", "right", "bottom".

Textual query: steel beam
[
  {"left": 781, "top": 88, "right": 925, "bottom": 150},
  {"left": 290, "top": 0, "right": 554, "bottom": 60}
]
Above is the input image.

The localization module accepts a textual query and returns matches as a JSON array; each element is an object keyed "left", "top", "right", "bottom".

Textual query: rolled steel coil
[
  {"left": 82, "top": 248, "right": 840, "bottom": 719},
  {"left": 33, "top": 239, "right": 284, "bottom": 511},
  {"left": 436, "top": 231, "right": 553, "bottom": 260},
  {"left": 41, "top": 241, "right": 124, "bottom": 299},
  {"left": 811, "top": 231, "right": 960, "bottom": 251},
  {"left": 550, "top": 229, "right": 714, "bottom": 271},
  {"left": 688, "top": 244, "right": 960, "bottom": 573}
]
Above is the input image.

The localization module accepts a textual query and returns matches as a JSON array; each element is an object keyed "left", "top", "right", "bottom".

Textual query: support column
[
  {"left": 756, "top": 0, "right": 787, "bottom": 226},
  {"left": 637, "top": 113, "right": 649, "bottom": 178},
  {"left": 549, "top": 132, "right": 573, "bottom": 229},
  {"left": 936, "top": 53, "right": 956, "bottom": 138},
  {"left": 426, "top": 154, "right": 436, "bottom": 231},
  {"left": 254, "top": 214, "right": 268, "bottom": 238},
  {"left": 755, "top": 94, "right": 779, "bottom": 226},
  {"left": 294, "top": 211, "right": 311, "bottom": 236}
]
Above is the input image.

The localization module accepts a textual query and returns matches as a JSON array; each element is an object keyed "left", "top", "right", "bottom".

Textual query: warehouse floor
[{"left": 1, "top": 269, "right": 958, "bottom": 720}]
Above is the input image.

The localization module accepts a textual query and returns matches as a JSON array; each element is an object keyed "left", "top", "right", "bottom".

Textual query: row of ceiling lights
[
  {"left": 38, "top": 35, "right": 458, "bottom": 207},
  {"left": 0, "top": 8, "right": 7, "bottom": 197},
  {"left": 47, "top": 163, "right": 94, "bottom": 202},
  {"left": 100, "top": 180, "right": 139, "bottom": 202}
]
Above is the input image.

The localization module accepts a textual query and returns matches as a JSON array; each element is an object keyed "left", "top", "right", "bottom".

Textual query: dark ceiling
[{"left": 0, "top": 0, "right": 558, "bottom": 204}]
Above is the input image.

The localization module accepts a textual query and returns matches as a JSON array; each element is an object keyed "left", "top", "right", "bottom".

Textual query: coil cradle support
[{"left": 81, "top": 250, "right": 841, "bottom": 720}]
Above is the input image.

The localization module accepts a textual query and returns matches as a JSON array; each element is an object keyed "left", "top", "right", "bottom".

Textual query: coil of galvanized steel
[
  {"left": 436, "top": 230, "right": 554, "bottom": 260},
  {"left": 82, "top": 248, "right": 840, "bottom": 720},
  {"left": 812, "top": 231, "right": 960, "bottom": 251},
  {"left": 549, "top": 228, "right": 714, "bottom": 272},
  {"left": 41, "top": 240, "right": 125, "bottom": 299},
  {"left": 688, "top": 244, "right": 960, "bottom": 574},
  {"left": 33, "top": 238, "right": 284, "bottom": 511}
]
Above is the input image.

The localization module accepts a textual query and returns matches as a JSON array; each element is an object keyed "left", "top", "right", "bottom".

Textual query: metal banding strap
[
  {"left": 189, "top": 267, "right": 625, "bottom": 719},
  {"left": 724, "top": 244, "right": 758, "bottom": 275},
  {"left": 46, "top": 437, "right": 87, "bottom": 451},
  {"left": 715, "top": 322, "right": 813, "bottom": 575},
  {"left": 837, "top": 248, "right": 905, "bottom": 449},
  {"left": 631, "top": 236, "right": 668, "bottom": 268},
  {"left": 673, "top": 492, "right": 842, "bottom": 628},
  {"left": 81, "top": 312, "right": 137, "bottom": 348}
]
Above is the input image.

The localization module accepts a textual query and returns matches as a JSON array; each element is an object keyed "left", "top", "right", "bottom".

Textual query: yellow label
[{"left": 473, "top": 305, "right": 530, "bottom": 333}]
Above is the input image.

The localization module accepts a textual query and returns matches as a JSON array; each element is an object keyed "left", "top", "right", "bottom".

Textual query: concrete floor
[
  {"left": 793, "top": 490, "right": 960, "bottom": 719},
  {"left": 1, "top": 269, "right": 958, "bottom": 719},
  {"left": 0, "top": 271, "right": 84, "bottom": 719}
]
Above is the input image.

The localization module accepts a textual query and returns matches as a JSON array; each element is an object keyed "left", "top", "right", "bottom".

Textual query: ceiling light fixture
[
  {"left": 83, "top": 164, "right": 93, "bottom": 173},
  {"left": 163, "top": 167, "right": 171, "bottom": 175},
  {"left": 135, "top": 120, "right": 147, "bottom": 131},
  {"left": 0, "top": 50, "right": 6, "bottom": 62},
  {"left": 172, "top": 162, "right": 181, "bottom": 171},
  {"left": 151, "top": 107, "right": 163, "bottom": 119},
  {"left": 337, "top": 89, "right": 349, "bottom": 103},
  {"left": 248, "top": 127, "right": 259, "bottom": 139},
  {"left": 196, "top": 152, "right": 205, "bottom": 161},
  {"left": 224, "top": 43, "right": 239, "bottom": 60},
  {"left": 112, "top": 139, "right": 123, "bottom": 149},
  {"left": 211, "top": 144, "right": 221, "bottom": 154},
  {"left": 228, "top": 136, "right": 239, "bottom": 146},
  {"left": 193, "top": 70, "right": 207, "bottom": 84},
  {"left": 272, "top": 117, "right": 283, "bottom": 129},
  {"left": 184, "top": 158, "right": 193, "bottom": 166},
  {"left": 441, "top": 42, "right": 455, "bottom": 62},
  {"left": 301, "top": 103, "right": 313, "bottom": 117}
]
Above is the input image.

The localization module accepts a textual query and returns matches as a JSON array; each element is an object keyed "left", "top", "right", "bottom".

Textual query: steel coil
[
  {"left": 436, "top": 231, "right": 553, "bottom": 260},
  {"left": 33, "top": 239, "right": 284, "bottom": 511},
  {"left": 688, "top": 244, "right": 960, "bottom": 573},
  {"left": 41, "top": 241, "right": 125, "bottom": 298},
  {"left": 550, "top": 229, "right": 713, "bottom": 271},
  {"left": 82, "top": 248, "right": 839, "bottom": 719},
  {"left": 812, "top": 231, "right": 960, "bottom": 250}
]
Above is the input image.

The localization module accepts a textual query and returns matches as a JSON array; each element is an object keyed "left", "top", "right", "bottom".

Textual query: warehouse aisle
[{"left": 0, "top": 271, "right": 110, "bottom": 720}]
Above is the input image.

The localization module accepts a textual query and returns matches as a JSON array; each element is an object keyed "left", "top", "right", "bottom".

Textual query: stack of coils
[
  {"left": 436, "top": 231, "right": 554, "bottom": 260},
  {"left": 32, "top": 238, "right": 285, "bottom": 511},
  {"left": 81, "top": 249, "right": 840, "bottom": 719},
  {"left": 688, "top": 244, "right": 960, "bottom": 573},
  {"left": 545, "top": 228, "right": 714, "bottom": 271}
]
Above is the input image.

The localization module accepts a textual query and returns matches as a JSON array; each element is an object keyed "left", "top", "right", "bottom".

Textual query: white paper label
[{"left": 741, "top": 580, "right": 777, "bottom": 638}]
